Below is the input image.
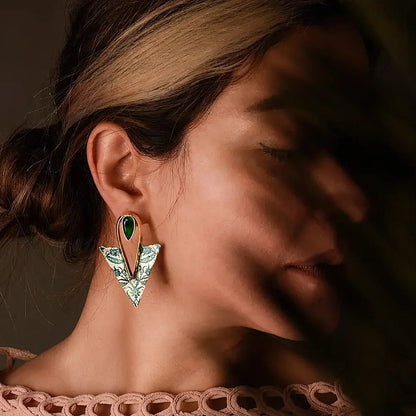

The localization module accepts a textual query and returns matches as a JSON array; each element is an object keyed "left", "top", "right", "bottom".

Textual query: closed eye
[{"left": 259, "top": 142, "right": 300, "bottom": 162}]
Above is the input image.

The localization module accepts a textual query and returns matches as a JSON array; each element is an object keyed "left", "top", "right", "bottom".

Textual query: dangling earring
[{"left": 99, "top": 212, "right": 161, "bottom": 308}]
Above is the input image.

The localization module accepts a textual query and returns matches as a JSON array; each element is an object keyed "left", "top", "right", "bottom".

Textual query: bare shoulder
[{"left": 1, "top": 341, "right": 68, "bottom": 393}]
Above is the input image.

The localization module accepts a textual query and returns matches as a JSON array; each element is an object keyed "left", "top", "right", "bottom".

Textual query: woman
[{"left": 0, "top": 0, "right": 372, "bottom": 414}]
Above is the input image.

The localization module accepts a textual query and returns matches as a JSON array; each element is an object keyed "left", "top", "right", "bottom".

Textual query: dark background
[
  {"left": 0, "top": 0, "right": 411, "bottom": 377},
  {"left": 0, "top": 0, "right": 86, "bottom": 369}
]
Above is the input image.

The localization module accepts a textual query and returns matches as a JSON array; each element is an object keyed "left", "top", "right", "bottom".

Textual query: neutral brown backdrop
[{"left": 0, "top": 1, "right": 87, "bottom": 369}]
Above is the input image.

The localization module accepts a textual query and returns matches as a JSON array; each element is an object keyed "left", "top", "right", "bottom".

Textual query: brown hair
[{"left": 0, "top": 0, "right": 348, "bottom": 292}]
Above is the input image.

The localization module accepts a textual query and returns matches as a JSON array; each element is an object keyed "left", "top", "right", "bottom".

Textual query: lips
[
  {"left": 286, "top": 264, "right": 329, "bottom": 279},
  {"left": 285, "top": 263, "right": 347, "bottom": 282}
]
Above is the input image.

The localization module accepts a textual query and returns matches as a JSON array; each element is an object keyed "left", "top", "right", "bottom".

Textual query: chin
[
  {"left": 278, "top": 272, "right": 342, "bottom": 339},
  {"left": 237, "top": 268, "right": 342, "bottom": 342},
  {"left": 255, "top": 291, "right": 341, "bottom": 342},
  {"left": 313, "top": 302, "right": 341, "bottom": 334}
]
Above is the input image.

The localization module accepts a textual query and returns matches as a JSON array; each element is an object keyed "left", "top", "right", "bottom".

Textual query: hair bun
[{"left": 0, "top": 122, "right": 66, "bottom": 246}]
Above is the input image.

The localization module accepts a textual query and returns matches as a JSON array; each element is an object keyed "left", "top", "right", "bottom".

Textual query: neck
[{"left": 37, "top": 257, "right": 333, "bottom": 396}]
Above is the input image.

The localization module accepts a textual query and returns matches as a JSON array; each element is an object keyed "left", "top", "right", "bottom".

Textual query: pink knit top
[{"left": 0, "top": 346, "right": 360, "bottom": 416}]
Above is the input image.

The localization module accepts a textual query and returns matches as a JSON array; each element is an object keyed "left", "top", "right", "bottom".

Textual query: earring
[{"left": 99, "top": 212, "right": 161, "bottom": 308}]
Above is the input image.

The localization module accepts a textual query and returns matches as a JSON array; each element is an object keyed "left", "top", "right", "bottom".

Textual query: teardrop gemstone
[{"left": 122, "top": 216, "right": 135, "bottom": 240}]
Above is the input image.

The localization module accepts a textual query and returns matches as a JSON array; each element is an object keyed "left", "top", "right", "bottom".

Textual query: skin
[{"left": 2, "top": 15, "right": 370, "bottom": 404}]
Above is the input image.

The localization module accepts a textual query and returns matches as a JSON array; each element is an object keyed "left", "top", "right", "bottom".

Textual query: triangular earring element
[{"left": 99, "top": 213, "right": 161, "bottom": 308}]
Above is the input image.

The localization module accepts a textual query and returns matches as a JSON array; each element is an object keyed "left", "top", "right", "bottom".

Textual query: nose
[{"left": 310, "top": 153, "right": 370, "bottom": 223}]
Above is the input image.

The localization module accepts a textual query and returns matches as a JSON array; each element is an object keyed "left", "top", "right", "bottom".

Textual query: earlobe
[{"left": 86, "top": 121, "right": 142, "bottom": 218}]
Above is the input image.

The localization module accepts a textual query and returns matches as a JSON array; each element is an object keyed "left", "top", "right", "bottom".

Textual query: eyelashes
[{"left": 258, "top": 142, "right": 301, "bottom": 163}]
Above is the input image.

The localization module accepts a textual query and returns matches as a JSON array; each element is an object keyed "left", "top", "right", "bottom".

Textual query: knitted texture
[{"left": 0, "top": 346, "right": 360, "bottom": 416}]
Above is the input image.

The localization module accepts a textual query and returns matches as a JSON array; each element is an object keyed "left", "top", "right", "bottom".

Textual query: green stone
[{"left": 122, "top": 216, "right": 135, "bottom": 240}]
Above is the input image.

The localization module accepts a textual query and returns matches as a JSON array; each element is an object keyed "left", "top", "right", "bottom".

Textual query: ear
[{"left": 86, "top": 121, "right": 152, "bottom": 224}]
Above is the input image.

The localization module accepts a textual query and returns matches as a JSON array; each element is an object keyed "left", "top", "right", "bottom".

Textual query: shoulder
[
  {"left": 0, "top": 346, "right": 39, "bottom": 388},
  {"left": 0, "top": 344, "right": 65, "bottom": 394}
]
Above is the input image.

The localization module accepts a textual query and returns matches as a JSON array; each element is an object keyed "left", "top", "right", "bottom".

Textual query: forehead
[{"left": 211, "top": 16, "right": 370, "bottom": 120}]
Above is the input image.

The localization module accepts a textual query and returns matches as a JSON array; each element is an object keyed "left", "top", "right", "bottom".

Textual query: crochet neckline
[{"left": 0, "top": 346, "right": 359, "bottom": 416}]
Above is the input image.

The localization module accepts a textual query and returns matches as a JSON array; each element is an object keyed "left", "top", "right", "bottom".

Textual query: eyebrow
[{"left": 246, "top": 92, "right": 286, "bottom": 113}]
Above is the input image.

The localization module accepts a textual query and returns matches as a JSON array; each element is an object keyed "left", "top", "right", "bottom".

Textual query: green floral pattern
[{"left": 99, "top": 243, "right": 161, "bottom": 308}]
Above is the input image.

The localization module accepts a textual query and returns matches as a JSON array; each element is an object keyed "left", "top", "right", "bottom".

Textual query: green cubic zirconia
[{"left": 122, "top": 216, "right": 135, "bottom": 240}]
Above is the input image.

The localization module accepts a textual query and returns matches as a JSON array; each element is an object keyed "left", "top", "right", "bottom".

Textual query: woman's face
[{"left": 147, "top": 16, "right": 370, "bottom": 340}]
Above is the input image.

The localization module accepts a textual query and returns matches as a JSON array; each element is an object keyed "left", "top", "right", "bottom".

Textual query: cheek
[
  {"left": 165, "top": 145, "right": 308, "bottom": 298},
  {"left": 155, "top": 144, "right": 340, "bottom": 336}
]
